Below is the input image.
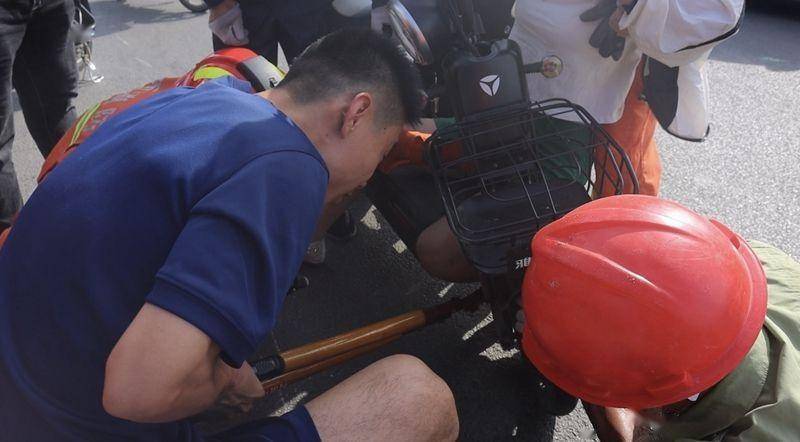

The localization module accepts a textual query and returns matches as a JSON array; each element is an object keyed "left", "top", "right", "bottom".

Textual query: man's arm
[
  {"left": 584, "top": 403, "right": 636, "bottom": 442},
  {"left": 103, "top": 303, "right": 263, "bottom": 423},
  {"left": 103, "top": 151, "right": 326, "bottom": 423}
]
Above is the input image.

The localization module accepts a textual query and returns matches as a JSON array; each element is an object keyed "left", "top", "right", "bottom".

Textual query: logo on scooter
[
  {"left": 514, "top": 257, "right": 531, "bottom": 271},
  {"left": 479, "top": 75, "right": 501, "bottom": 97}
]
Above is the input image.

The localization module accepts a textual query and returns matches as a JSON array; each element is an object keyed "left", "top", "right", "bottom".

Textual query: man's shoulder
[
  {"left": 744, "top": 240, "right": 798, "bottom": 327},
  {"left": 138, "top": 78, "right": 323, "bottom": 178}
]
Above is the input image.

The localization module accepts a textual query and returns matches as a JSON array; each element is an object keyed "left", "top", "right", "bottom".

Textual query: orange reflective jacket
[{"left": 0, "top": 48, "right": 282, "bottom": 248}]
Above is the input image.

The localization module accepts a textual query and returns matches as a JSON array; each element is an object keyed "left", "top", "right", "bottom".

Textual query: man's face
[{"left": 333, "top": 116, "right": 402, "bottom": 200}]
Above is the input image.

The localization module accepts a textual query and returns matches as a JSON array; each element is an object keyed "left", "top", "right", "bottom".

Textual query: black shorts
[{"left": 364, "top": 166, "right": 446, "bottom": 250}]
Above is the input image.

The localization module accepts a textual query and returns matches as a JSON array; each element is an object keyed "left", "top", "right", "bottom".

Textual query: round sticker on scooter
[{"left": 479, "top": 74, "right": 501, "bottom": 97}]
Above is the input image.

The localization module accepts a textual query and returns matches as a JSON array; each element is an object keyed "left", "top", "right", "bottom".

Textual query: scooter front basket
[{"left": 428, "top": 99, "right": 638, "bottom": 274}]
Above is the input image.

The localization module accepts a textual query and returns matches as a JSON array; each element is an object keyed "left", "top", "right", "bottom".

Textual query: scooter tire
[{"left": 179, "top": 0, "right": 209, "bottom": 13}]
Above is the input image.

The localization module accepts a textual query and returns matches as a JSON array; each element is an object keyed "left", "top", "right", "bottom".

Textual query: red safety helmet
[{"left": 521, "top": 195, "right": 768, "bottom": 409}]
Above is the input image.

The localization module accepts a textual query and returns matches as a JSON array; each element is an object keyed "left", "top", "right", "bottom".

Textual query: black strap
[{"left": 679, "top": 2, "right": 745, "bottom": 52}]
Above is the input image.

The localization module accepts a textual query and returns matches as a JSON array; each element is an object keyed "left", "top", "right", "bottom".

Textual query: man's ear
[{"left": 340, "top": 92, "right": 373, "bottom": 137}]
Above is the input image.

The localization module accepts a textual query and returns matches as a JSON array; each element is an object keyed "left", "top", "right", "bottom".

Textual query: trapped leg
[
  {"left": 416, "top": 217, "right": 479, "bottom": 283},
  {"left": 12, "top": 0, "right": 77, "bottom": 158},
  {"left": 306, "top": 354, "right": 459, "bottom": 441},
  {"left": 365, "top": 167, "right": 479, "bottom": 282},
  {"left": 0, "top": 1, "right": 28, "bottom": 225}
]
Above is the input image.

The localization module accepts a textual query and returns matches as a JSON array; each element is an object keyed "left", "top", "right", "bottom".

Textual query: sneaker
[
  {"left": 304, "top": 239, "right": 326, "bottom": 265},
  {"left": 327, "top": 210, "right": 358, "bottom": 242}
]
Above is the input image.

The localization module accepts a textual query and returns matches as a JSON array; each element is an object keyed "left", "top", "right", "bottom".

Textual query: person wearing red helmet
[
  {"left": 0, "top": 30, "right": 460, "bottom": 442},
  {"left": 520, "top": 195, "right": 800, "bottom": 441}
]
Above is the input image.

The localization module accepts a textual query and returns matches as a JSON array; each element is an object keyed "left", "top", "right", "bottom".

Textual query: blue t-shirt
[{"left": 0, "top": 77, "right": 328, "bottom": 440}]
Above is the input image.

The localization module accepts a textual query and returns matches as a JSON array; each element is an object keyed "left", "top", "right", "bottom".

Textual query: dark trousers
[
  {"left": 0, "top": 0, "right": 78, "bottom": 225},
  {"left": 212, "top": 0, "right": 369, "bottom": 65}
]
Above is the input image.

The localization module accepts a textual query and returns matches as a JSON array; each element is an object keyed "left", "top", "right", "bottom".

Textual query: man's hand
[
  {"left": 196, "top": 361, "right": 265, "bottom": 421},
  {"left": 584, "top": 403, "right": 637, "bottom": 442},
  {"left": 208, "top": 0, "right": 249, "bottom": 46},
  {"left": 217, "top": 361, "right": 265, "bottom": 414}
]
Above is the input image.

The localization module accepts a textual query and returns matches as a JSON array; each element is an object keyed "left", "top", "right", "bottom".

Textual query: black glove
[{"left": 580, "top": 0, "right": 626, "bottom": 62}]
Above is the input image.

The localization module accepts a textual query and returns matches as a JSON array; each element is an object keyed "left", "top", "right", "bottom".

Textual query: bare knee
[
  {"left": 307, "top": 354, "right": 459, "bottom": 441},
  {"left": 372, "top": 355, "right": 459, "bottom": 440},
  {"left": 415, "top": 219, "right": 479, "bottom": 283}
]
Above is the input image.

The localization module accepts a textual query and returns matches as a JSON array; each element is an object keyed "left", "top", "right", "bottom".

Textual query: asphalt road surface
[{"left": 9, "top": 1, "right": 800, "bottom": 440}]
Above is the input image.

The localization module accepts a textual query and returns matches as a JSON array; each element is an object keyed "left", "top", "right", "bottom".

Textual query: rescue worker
[
  {"left": 346, "top": 0, "right": 746, "bottom": 283},
  {"left": 512, "top": 0, "right": 745, "bottom": 196},
  {"left": 520, "top": 195, "right": 800, "bottom": 441},
  {"left": 0, "top": 30, "right": 459, "bottom": 441}
]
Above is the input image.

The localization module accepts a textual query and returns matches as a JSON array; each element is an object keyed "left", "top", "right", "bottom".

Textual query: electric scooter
[{"left": 250, "top": 0, "right": 639, "bottom": 416}]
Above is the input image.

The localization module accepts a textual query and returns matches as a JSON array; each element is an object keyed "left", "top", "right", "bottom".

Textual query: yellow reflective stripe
[
  {"left": 192, "top": 66, "right": 234, "bottom": 81},
  {"left": 70, "top": 102, "right": 102, "bottom": 145}
]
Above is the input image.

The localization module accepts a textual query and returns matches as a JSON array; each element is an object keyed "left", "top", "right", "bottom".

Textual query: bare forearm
[{"left": 584, "top": 403, "right": 635, "bottom": 442}]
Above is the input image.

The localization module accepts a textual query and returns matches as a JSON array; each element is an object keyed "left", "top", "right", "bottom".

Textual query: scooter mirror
[
  {"left": 523, "top": 56, "right": 564, "bottom": 79},
  {"left": 387, "top": 0, "right": 446, "bottom": 66}
]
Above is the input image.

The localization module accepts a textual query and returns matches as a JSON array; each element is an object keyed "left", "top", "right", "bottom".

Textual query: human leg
[
  {"left": 365, "top": 166, "right": 478, "bottom": 282},
  {"left": 212, "top": 355, "right": 458, "bottom": 441},
  {"left": 305, "top": 354, "right": 459, "bottom": 441},
  {"left": 12, "top": 0, "right": 77, "bottom": 158},
  {"left": 415, "top": 217, "right": 479, "bottom": 283},
  {"left": 0, "top": 1, "right": 28, "bottom": 225},
  {"left": 598, "top": 61, "right": 661, "bottom": 197}
]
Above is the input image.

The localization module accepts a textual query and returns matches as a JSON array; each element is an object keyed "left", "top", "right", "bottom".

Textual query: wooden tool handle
[
  {"left": 280, "top": 311, "right": 426, "bottom": 372},
  {"left": 262, "top": 336, "right": 400, "bottom": 394}
]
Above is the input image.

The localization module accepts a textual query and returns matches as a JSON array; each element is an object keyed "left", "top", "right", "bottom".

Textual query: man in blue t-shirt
[{"left": 0, "top": 30, "right": 459, "bottom": 441}]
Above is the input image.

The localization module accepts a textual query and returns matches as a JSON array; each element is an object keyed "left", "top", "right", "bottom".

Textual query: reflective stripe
[
  {"left": 70, "top": 102, "right": 102, "bottom": 145},
  {"left": 192, "top": 66, "right": 234, "bottom": 81}
]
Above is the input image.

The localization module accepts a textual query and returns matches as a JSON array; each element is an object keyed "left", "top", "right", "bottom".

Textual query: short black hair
[{"left": 276, "top": 29, "right": 424, "bottom": 126}]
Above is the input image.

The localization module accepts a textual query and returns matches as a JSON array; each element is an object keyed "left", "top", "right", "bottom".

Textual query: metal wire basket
[{"left": 428, "top": 99, "right": 639, "bottom": 274}]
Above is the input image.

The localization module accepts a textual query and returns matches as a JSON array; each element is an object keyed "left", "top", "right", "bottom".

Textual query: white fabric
[
  {"left": 208, "top": 3, "right": 249, "bottom": 46},
  {"left": 510, "top": 0, "right": 742, "bottom": 138},
  {"left": 619, "top": 0, "right": 742, "bottom": 67},
  {"left": 663, "top": 54, "right": 711, "bottom": 139}
]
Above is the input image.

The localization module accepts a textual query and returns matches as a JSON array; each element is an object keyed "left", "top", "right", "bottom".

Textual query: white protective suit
[{"left": 511, "top": 0, "right": 744, "bottom": 140}]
